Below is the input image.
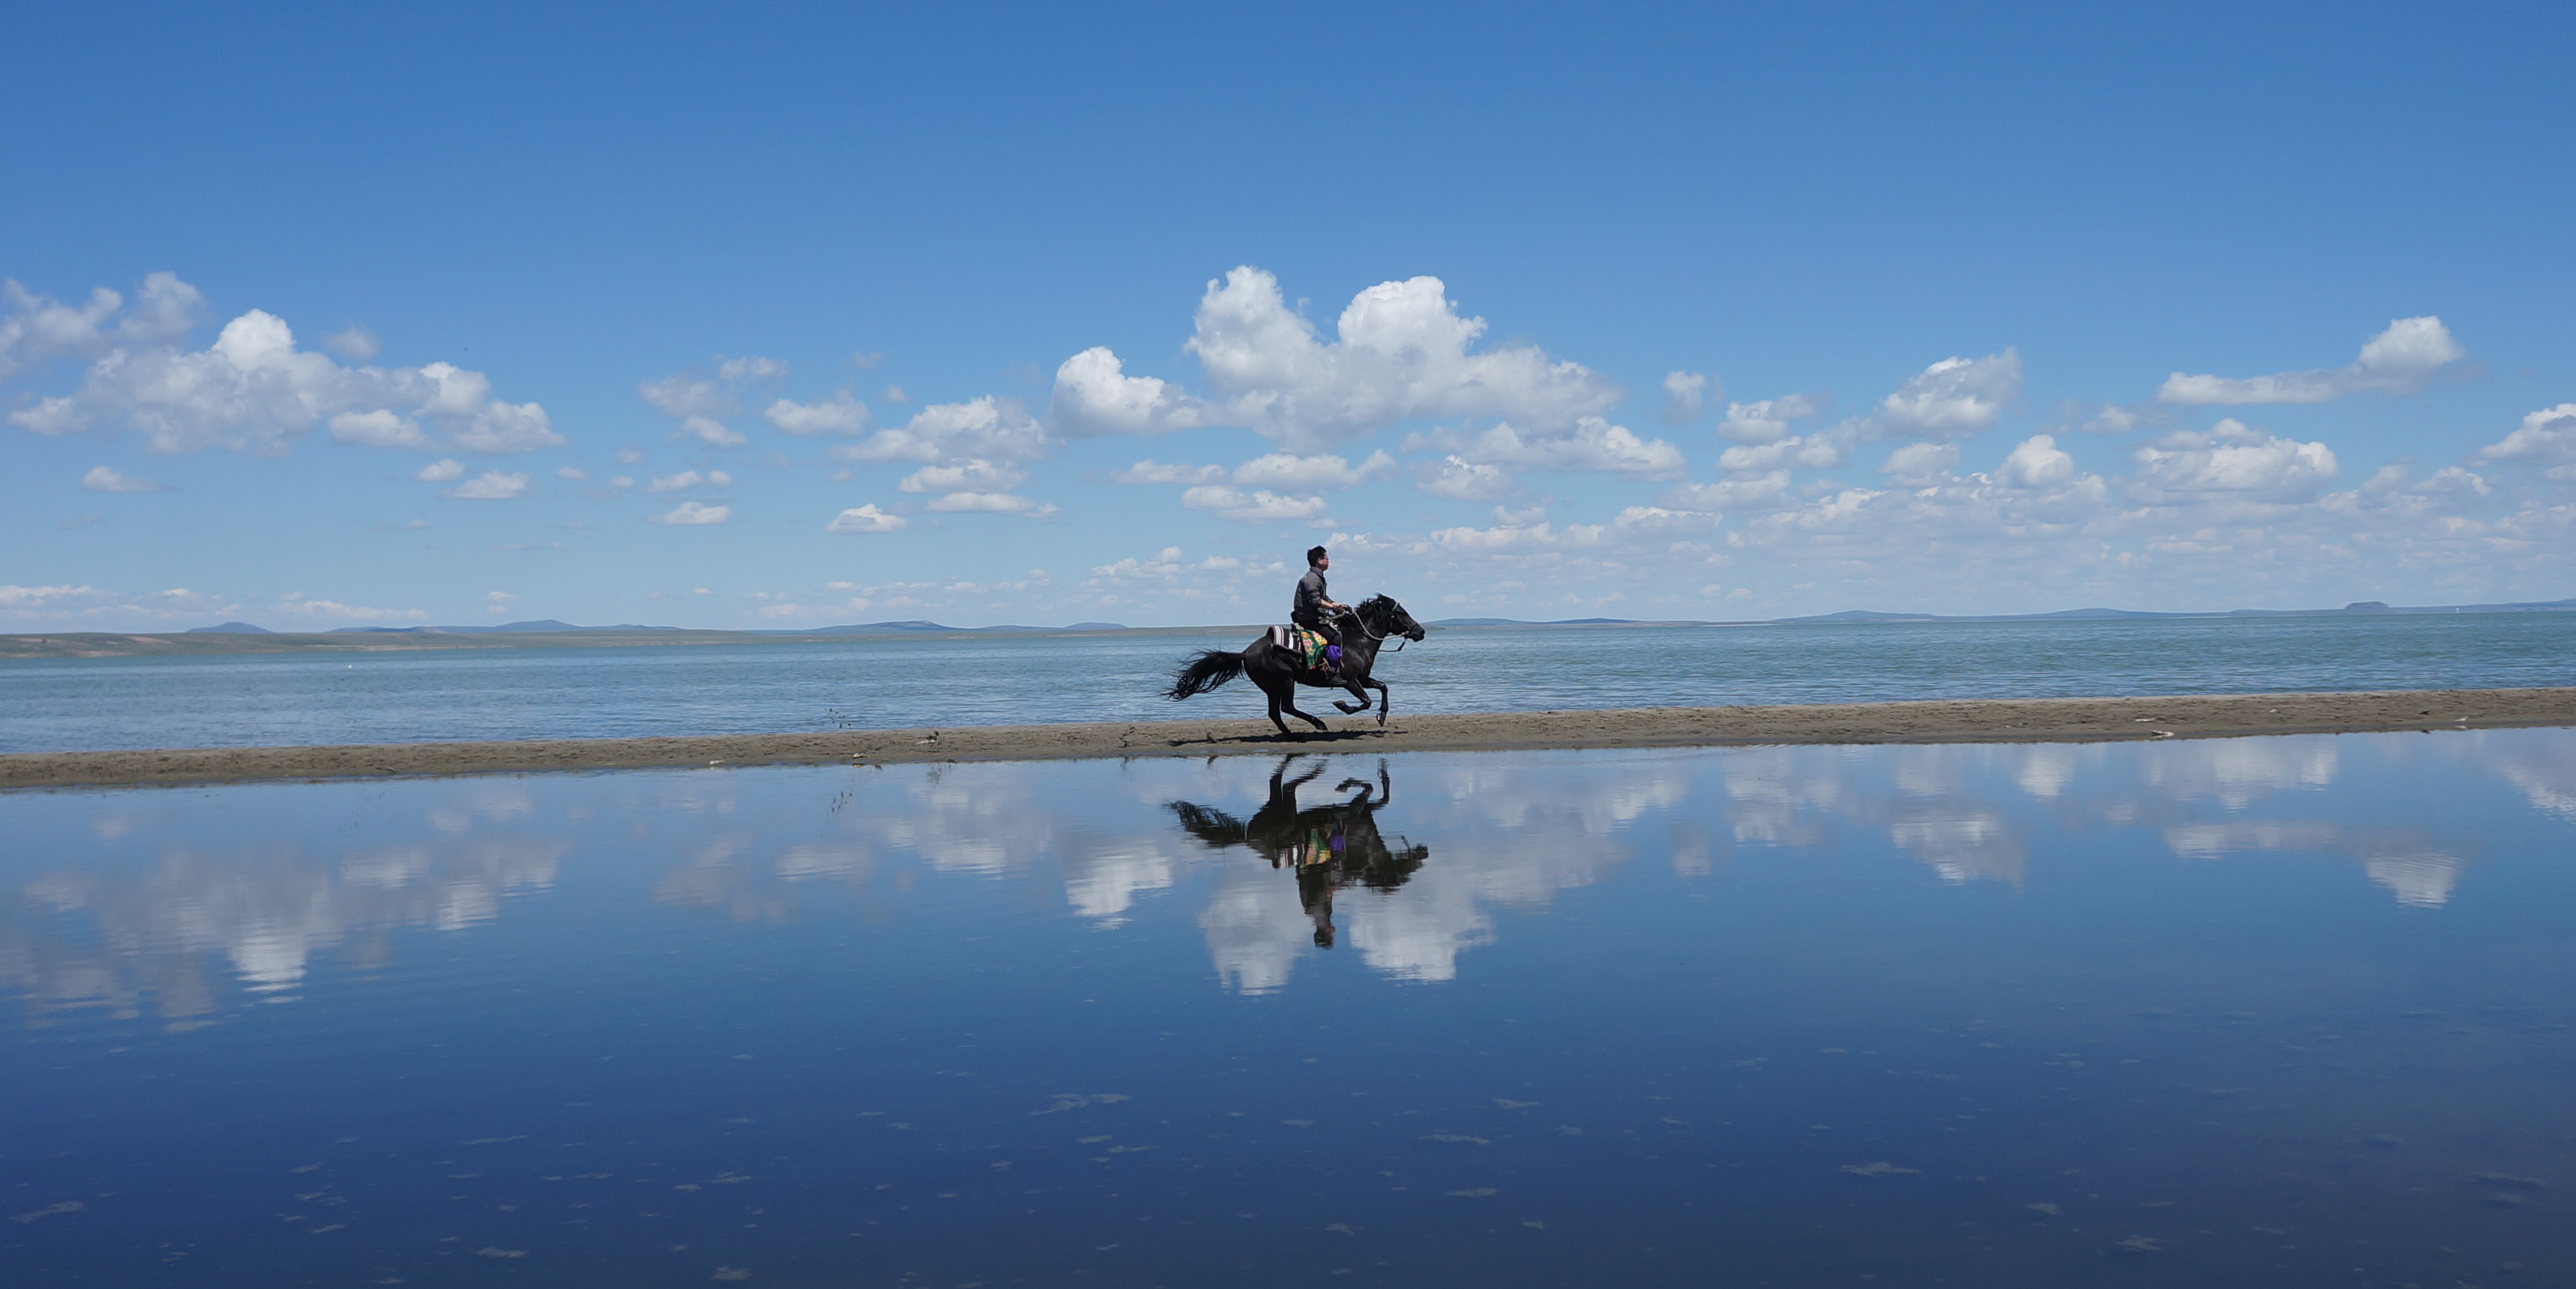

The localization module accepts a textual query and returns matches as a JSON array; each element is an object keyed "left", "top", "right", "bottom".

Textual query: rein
[{"left": 1344, "top": 600, "right": 1406, "bottom": 650}]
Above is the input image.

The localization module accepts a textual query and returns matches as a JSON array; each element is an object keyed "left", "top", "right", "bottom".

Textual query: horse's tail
[{"left": 1168, "top": 649, "right": 1243, "bottom": 701}]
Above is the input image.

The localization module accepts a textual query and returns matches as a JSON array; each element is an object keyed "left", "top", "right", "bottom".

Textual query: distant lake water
[
  {"left": 4, "top": 612, "right": 2575, "bottom": 753},
  {"left": 5, "top": 731, "right": 2575, "bottom": 1285}
]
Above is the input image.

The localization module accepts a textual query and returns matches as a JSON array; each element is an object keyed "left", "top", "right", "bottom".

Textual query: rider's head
[{"left": 1306, "top": 545, "right": 1328, "bottom": 569}]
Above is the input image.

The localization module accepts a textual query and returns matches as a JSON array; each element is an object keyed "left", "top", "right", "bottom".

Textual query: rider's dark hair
[{"left": 1306, "top": 545, "right": 1328, "bottom": 566}]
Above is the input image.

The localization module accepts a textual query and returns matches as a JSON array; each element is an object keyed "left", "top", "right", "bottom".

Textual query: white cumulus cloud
[
  {"left": 639, "top": 355, "right": 787, "bottom": 446},
  {"left": 1050, "top": 267, "right": 1620, "bottom": 451},
  {"left": 1718, "top": 434, "right": 1847, "bottom": 473},
  {"left": 1428, "top": 519, "right": 1605, "bottom": 553},
  {"left": 2129, "top": 419, "right": 2337, "bottom": 503},
  {"left": 764, "top": 390, "right": 869, "bottom": 436},
  {"left": 831, "top": 396, "right": 1048, "bottom": 465},
  {"left": 1661, "top": 471, "right": 1793, "bottom": 511},
  {"left": 639, "top": 373, "right": 729, "bottom": 418},
  {"left": 10, "top": 289, "right": 559, "bottom": 456},
  {"left": 647, "top": 501, "right": 731, "bottom": 525},
  {"left": 415, "top": 458, "right": 465, "bottom": 482},
  {"left": 671, "top": 415, "right": 746, "bottom": 448},
  {"left": 1715, "top": 394, "right": 1824, "bottom": 443},
  {"left": 273, "top": 591, "right": 427, "bottom": 623},
  {"left": 1878, "top": 442, "right": 1961, "bottom": 486},
  {"left": 825, "top": 503, "right": 907, "bottom": 534},
  {"left": 2476, "top": 403, "right": 2576, "bottom": 477},
  {"left": 1661, "top": 370, "right": 1713, "bottom": 424},
  {"left": 1048, "top": 347, "right": 1223, "bottom": 437},
  {"left": 1414, "top": 454, "right": 1516, "bottom": 501},
  {"left": 924, "top": 491, "right": 1054, "bottom": 515},
  {"left": 442, "top": 470, "right": 532, "bottom": 500},
  {"left": 322, "top": 326, "right": 380, "bottom": 363},
  {"left": 899, "top": 460, "right": 1028, "bottom": 494},
  {"left": 0, "top": 583, "right": 242, "bottom": 628},
  {"left": 1441, "top": 417, "right": 1686, "bottom": 478},
  {"left": 1611, "top": 505, "right": 1723, "bottom": 535},
  {"left": 1, "top": 272, "right": 201, "bottom": 381},
  {"left": 1995, "top": 435, "right": 2077, "bottom": 490},
  {"left": 646, "top": 468, "right": 732, "bottom": 492},
  {"left": 1182, "top": 485, "right": 1332, "bottom": 525},
  {"left": 1876, "top": 350, "right": 2023, "bottom": 439},
  {"left": 1111, "top": 459, "right": 1229, "bottom": 485},
  {"left": 2158, "top": 317, "right": 2465, "bottom": 405},
  {"left": 1229, "top": 450, "right": 1396, "bottom": 492},
  {"left": 81, "top": 465, "right": 166, "bottom": 492}
]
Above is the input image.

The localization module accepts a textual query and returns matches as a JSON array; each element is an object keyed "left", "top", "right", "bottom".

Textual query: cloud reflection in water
[{"left": 2, "top": 728, "right": 2570, "bottom": 1024}]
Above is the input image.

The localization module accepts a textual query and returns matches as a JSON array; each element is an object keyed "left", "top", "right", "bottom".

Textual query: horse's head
[{"left": 1357, "top": 594, "right": 1427, "bottom": 643}]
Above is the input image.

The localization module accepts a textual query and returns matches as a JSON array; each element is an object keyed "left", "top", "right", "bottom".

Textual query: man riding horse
[
  {"left": 1166, "top": 550, "right": 1427, "bottom": 737},
  {"left": 1292, "top": 545, "right": 1347, "bottom": 680}
]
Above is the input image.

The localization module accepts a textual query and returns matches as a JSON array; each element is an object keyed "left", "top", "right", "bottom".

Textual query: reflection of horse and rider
[
  {"left": 1168, "top": 756, "right": 1429, "bottom": 948},
  {"left": 1166, "top": 545, "right": 1429, "bottom": 737}
]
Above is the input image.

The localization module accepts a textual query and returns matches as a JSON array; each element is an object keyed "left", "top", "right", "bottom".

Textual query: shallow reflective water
[
  {"left": 7, "top": 610, "right": 2575, "bottom": 752},
  {"left": 4, "top": 731, "right": 2575, "bottom": 1286}
]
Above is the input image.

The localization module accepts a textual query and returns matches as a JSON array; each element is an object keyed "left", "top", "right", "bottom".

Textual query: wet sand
[{"left": 7, "top": 687, "right": 2573, "bottom": 791}]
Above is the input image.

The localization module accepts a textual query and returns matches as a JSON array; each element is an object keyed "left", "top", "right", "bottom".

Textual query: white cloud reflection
[{"left": 5, "top": 730, "right": 2564, "bottom": 1027}]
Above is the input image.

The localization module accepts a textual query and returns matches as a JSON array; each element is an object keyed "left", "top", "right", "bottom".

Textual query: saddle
[{"left": 1266, "top": 624, "right": 1333, "bottom": 670}]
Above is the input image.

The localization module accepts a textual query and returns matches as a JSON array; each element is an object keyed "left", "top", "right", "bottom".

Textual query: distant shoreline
[
  {"left": 0, "top": 624, "right": 1243, "bottom": 661},
  {"left": 6, "top": 688, "right": 2570, "bottom": 791},
  {"left": 7, "top": 602, "right": 2575, "bottom": 660}
]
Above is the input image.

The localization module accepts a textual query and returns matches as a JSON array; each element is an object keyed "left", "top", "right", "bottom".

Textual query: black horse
[
  {"left": 1168, "top": 756, "right": 1429, "bottom": 948},
  {"left": 1166, "top": 594, "right": 1427, "bottom": 736}
]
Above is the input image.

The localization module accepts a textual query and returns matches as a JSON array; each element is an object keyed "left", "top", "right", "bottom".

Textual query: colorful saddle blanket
[{"left": 1267, "top": 624, "right": 1333, "bottom": 668}]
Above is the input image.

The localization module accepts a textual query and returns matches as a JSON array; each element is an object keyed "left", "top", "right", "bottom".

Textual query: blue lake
[
  {"left": 5, "top": 729, "right": 2575, "bottom": 1285},
  {"left": 7, "top": 611, "right": 2576, "bottom": 753}
]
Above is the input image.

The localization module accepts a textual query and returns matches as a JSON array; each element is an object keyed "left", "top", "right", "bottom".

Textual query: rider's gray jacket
[{"left": 1292, "top": 567, "right": 1330, "bottom": 626}]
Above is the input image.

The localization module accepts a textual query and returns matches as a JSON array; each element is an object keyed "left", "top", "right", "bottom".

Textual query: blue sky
[{"left": 7, "top": 1, "right": 2574, "bottom": 630}]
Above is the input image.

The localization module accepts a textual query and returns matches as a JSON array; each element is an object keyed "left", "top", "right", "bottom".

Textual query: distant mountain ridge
[
  {"left": 180, "top": 598, "right": 2576, "bottom": 638},
  {"left": 305, "top": 618, "right": 1133, "bottom": 635},
  {"left": 1769, "top": 597, "right": 2576, "bottom": 624},
  {"left": 1427, "top": 616, "right": 1676, "bottom": 627}
]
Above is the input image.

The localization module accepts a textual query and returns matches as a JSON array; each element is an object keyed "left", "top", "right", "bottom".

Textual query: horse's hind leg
[
  {"left": 1269, "top": 678, "right": 1329, "bottom": 734},
  {"left": 1263, "top": 682, "right": 1292, "bottom": 737},
  {"left": 1254, "top": 671, "right": 1306, "bottom": 737}
]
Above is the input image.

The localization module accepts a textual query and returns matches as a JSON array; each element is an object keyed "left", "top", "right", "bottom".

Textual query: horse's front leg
[
  {"left": 1332, "top": 676, "right": 1372, "bottom": 715},
  {"left": 1368, "top": 679, "right": 1391, "bottom": 726}
]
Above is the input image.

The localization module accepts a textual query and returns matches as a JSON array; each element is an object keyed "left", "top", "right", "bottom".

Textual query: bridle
[{"left": 1342, "top": 599, "right": 1414, "bottom": 651}]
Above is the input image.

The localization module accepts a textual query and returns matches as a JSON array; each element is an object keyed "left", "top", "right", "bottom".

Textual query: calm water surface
[
  {"left": 4, "top": 730, "right": 2574, "bottom": 1285},
  {"left": 6, "top": 612, "right": 2575, "bottom": 753}
]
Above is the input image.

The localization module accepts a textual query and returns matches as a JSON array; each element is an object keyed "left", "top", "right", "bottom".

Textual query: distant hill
[
  {"left": 1773, "top": 597, "right": 2576, "bottom": 624},
  {"left": 468, "top": 618, "right": 583, "bottom": 633},
  {"left": 298, "top": 618, "right": 1129, "bottom": 636},
  {"left": 180, "top": 597, "right": 2576, "bottom": 643},
  {"left": 1427, "top": 616, "right": 1671, "bottom": 627},
  {"left": 790, "top": 620, "right": 1130, "bottom": 635},
  {"left": 323, "top": 620, "right": 686, "bottom": 634}
]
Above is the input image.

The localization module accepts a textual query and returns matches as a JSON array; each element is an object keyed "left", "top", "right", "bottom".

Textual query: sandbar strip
[{"left": 6, "top": 687, "right": 2572, "bottom": 791}]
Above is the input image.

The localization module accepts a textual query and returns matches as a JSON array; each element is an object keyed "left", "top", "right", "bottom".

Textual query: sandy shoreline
[{"left": 6, "top": 687, "right": 2572, "bottom": 791}]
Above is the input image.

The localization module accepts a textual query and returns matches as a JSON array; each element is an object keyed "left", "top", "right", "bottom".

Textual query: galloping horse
[{"left": 1165, "top": 594, "right": 1427, "bottom": 736}]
